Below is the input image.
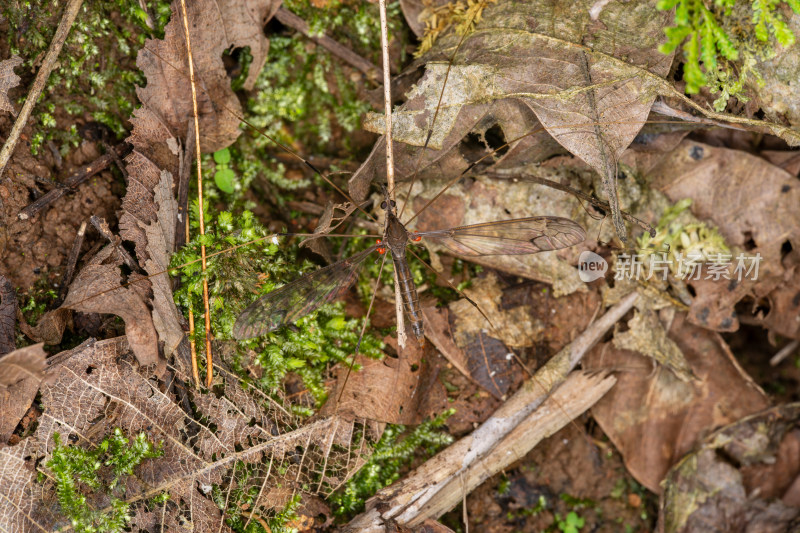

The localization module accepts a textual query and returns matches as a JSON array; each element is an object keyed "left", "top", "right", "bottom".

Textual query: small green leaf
[
  {"left": 213, "top": 147, "right": 231, "bottom": 165},
  {"left": 214, "top": 168, "right": 236, "bottom": 193}
]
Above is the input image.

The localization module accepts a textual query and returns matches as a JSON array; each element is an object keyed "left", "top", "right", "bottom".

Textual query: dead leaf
[
  {"left": 0, "top": 344, "right": 45, "bottom": 443},
  {"left": 642, "top": 139, "right": 800, "bottom": 338},
  {"left": 660, "top": 404, "right": 800, "bottom": 533},
  {"left": 17, "top": 307, "right": 70, "bottom": 346},
  {"left": 584, "top": 312, "right": 769, "bottom": 493},
  {"left": 0, "top": 337, "right": 370, "bottom": 531},
  {"left": 351, "top": 0, "right": 675, "bottom": 240},
  {"left": 324, "top": 332, "right": 440, "bottom": 424},
  {"left": 61, "top": 246, "right": 159, "bottom": 367},
  {"left": 0, "top": 56, "right": 22, "bottom": 116},
  {"left": 0, "top": 274, "right": 16, "bottom": 354},
  {"left": 136, "top": 0, "right": 277, "bottom": 153},
  {"left": 137, "top": 170, "right": 185, "bottom": 355},
  {"left": 612, "top": 308, "right": 693, "bottom": 382}
]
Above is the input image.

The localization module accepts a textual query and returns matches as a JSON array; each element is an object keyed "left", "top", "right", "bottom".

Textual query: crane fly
[{"left": 233, "top": 187, "right": 586, "bottom": 342}]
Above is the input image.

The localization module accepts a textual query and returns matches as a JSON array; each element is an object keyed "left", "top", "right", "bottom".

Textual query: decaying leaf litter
[{"left": 0, "top": 0, "right": 800, "bottom": 531}]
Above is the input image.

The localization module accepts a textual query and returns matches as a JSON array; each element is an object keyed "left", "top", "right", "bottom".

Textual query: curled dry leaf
[
  {"left": 0, "top": 274, "right": 16, "bottom": 355},
  {"left": 0, "top": 337, "right": 371, "bottom": 531},
  {"left": 137, "top": 170, "right": 184, "bottom": 355},
  {"left": 323, "top": 334, "right": 431, "bottom": 424},
  {"left": 61, "top": 246, "right": 159, "bottom": 367},
  {"left": 17, "top": 307, "right": 70, "bottom": 346},
  {"left": 0, "top": 55, "right": 22, "bottom": 116},
  {"left": 0, "top": 344, "right": 45, "bottom": 443},
  {"left": 660, "top": 404, "right": 800, "bottom": 533},
  {"left": 352, "top": 0, "right": 675, "bottom": 240},
  {"left": 135, "top": 0, "right": 277, "bottom": 153},
  {"left": 584, "top": 311, "right": 769, "bottom": 493}
]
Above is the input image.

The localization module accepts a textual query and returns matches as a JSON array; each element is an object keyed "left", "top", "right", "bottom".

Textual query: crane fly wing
[
  {"left": 233, "top": 246, "right": 377, "bottom": 339},
  {"left": 415, "top": 217, "right": 585, "bottom": 256}
]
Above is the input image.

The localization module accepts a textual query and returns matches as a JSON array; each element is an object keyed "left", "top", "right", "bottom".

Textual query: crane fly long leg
[
  {"left": 337, "top": 251, "right": 389, "bottom": 404},
  {"left": 414, "top": 216, "right": 586, "bottom": 256},
  {"left": 233, "top": 246, "right": 378, "bottom": 339}
]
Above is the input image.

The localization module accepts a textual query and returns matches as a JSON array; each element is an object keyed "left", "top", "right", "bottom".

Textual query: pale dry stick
[
  {"left": 0, "top": 0, "right": 83, "bottom": 179},
  {"left": 377, "top": 0, "right": 407, "bottom": 348},
  {"left": 179, "top": 0, "right": 214, "bottom": 388},
  {"left": 344, "top": 290, "right": 638, "bottom": 531},
  {"left": 770, "top": 339, "right": 800, "bottom": 367}
]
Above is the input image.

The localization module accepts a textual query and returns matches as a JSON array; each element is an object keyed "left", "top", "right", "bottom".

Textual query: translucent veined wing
[
  {"left": 233, "top": 246, "right": 378, "bottom": 339},
  {"left": 414, "top": 217, "right": 585, "bottom": 256}
]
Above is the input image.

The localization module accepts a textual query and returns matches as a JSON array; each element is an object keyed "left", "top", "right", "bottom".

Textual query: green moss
[
  {"left": 2, "top": 0, "right": 170, "bottom": 154},
  {"left": 171, "top": 206, "right": 383, "bottom": 408},
  {"left": 245, "top": 0, "right": 404, "bottom": 155},
  {"left": 330, "top": 409, "right": 455, "bottom": 517},
  {"left": 46, "top": 428, "right": 163, "bottom": 533},
  {"left": 657, "top": 0, "right": 800, "bottom": 106}
]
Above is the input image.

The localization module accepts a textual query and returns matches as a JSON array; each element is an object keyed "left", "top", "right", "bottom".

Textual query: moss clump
[
  {"left": 657, "top": 0, "right": 800, "bottom": 108},
  {"left": 46, "top": 428, "right": 163, "bottom": 533},
  {"left": 2, "top": 0, "right": 170, "bottom": 154},
  {"left": 171, "top": 206, "right": 383, "bottom": 410}
]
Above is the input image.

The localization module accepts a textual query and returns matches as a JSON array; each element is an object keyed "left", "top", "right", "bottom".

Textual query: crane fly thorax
[{"left": 384, "top": 212, "right": 410, "bottom": 255}]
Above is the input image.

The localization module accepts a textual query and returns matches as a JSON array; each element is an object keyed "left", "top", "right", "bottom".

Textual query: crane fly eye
[
  {"left": 390, "top": 200, "right": 396, "bottom": 207},
  {"left": 380, "top": 200, "right": 387, "bottom": 209}
]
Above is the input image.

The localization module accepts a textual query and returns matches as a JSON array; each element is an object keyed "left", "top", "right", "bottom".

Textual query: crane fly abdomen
[{"left": 391, "top": 250, "right": 425, "bottom": 345}]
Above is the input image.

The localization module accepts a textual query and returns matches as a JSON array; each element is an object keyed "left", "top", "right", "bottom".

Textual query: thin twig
[
  {"left": 89, "top": 215, "right": 141, "bottom": 273},
  {"left": 0, "top": 0, "right": 84, "bottom": 179},
  {"left": 186, "top": 216, "right": 201, "bottom": 389},
  {"left": 179, "top": 0, "right": 214, "bottom": 388},
  {"left": 17, "top": 143, "right": 132, "bottom": 221},
  {"left": 377, "top": 0, "right": 406, "bottom": 348},
  {"left": 770, "top": 339, "right": 799, "bottom": 367},
  {"left": 54, "top": 220, "right": 87, "bottom": 307},
  {"left": 275, "top": 7, "right": 381, "bottom": 81}
]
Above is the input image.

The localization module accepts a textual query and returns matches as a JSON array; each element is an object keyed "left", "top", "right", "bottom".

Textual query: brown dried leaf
[
  {"left": 138, "top": 170, "right": 184, "bottom": 355},
  {"left": 61, "top": 246, "right": 159, "bottom": 366},
  {"left": 17, "top": 307, "right": 70, "bottom": 345},
  {"left": 136, "top": 0, "right": 277, "bottom": 153},
  {"left": 352, "top": 0, "right": 675, "bottom": 239},
  {"left": 661, "top": 404, "right": 800, "bottom": 533},
  {"left": 0, "top": 274, "right": 16, "bottom": 354},
  {"left": 0, "top": 344, "right": 45, "bottom": 443},
  {"left": 584, "top": 312, "right": 769, "bottom": 493},
  {"left": 0, "top": 337, "right": 369, "bottom": 531},
  {"left": 642, "top": 139, "right": 800, "bottom": 338},
  {"left": 324, "top": 334, "right": 426, "bottom": 424},
  {"left": 0, "top": 56, "right": 22, "bottom": 116},
  {"left": 612, "top": 308, "right": 693, "bottom": 382}
]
